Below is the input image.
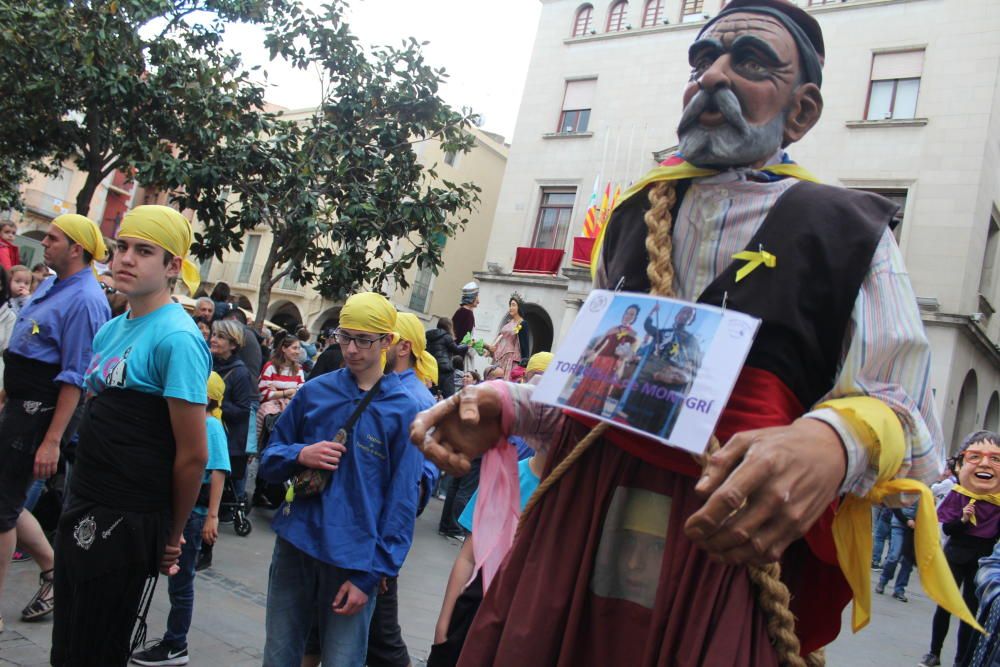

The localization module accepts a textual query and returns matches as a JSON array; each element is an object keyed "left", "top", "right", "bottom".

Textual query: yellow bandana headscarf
[
  {"left": 51, "top": 214, "right": 108, "bottom": 267},
  {"left": 526, "top": 351, "right": 554, "bottom": 376},
  {"left": 117, "top": 205, "right": 200, "bottom": 296},
  {"left": 339, "top": 292, "right": 398, "bottom": 336},
  {"left": 394, "top": 312, "right": 437, "bottom": 385},
  {"left": 207, "top": 371, "right": 225, "bottom": 420}
]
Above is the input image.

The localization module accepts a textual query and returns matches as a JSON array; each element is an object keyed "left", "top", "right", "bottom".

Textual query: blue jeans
[
  {"left": 879, "top": 524, "right": 914, "bottom": 594},
  {"left": 872, "top": 507, "right": 892, "bottom": 565},
  {"left": 163, "top": 511, "right": 206, "bottom": 647},
  {"left": 24, "top": 479, "right": 45, "bottom": 512},
  {"left": 263, "top": 537, "right": 377, "bottom": 666}
]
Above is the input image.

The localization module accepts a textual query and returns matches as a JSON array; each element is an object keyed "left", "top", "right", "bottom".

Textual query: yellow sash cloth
[
  {"left": 589, "top": 156, "right": 819, "bottom": 278},
  {"left": 952, "top": 485, "right": 1000, "bottom": 526},
  {"left": 822, "top": 396, "right": 983, "bottom": 634}
]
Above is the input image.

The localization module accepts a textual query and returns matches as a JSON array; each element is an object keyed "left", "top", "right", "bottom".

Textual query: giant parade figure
[{"left": 411, "top": 1, "right": 969, "bottom": 665}]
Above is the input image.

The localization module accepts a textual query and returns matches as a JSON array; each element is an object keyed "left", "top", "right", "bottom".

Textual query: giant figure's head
[
  {"left": 957, "top": 430, "right": 1000, "bottom": 496},
  {"left": 678, "top": 0, "right": 825, "bottom": 169}
]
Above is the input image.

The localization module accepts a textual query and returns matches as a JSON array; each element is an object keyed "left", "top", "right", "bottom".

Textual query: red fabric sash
[{"left": 564, "top": 365, "right": 851, "bottom": 655}]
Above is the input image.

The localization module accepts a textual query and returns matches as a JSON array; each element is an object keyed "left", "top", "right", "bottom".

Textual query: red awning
[{"left": 513, "top": 247, "right": 565, "bottom": 275}]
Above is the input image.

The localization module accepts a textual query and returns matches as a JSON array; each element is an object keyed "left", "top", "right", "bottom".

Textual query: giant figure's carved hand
[
  {"left": 684, "top": 418, "right": 846, "bottom": 566},
  {"left": 410, "top": 384, "right": 504, "bottom": 476}
]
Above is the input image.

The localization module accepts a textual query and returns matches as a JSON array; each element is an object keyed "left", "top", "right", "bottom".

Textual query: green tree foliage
[
  {"left": 158, "top": 2, "right": 481, "bottom": 319},
  {"left": 0, "top": 0, "right": 279, "bottom": 215}
]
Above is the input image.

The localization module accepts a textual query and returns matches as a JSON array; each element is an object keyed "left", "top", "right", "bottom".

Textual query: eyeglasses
[
  {"left": 962, "top": 451, "right": 1000, "bottom": 467},
  {"left": 333, "top": 330, "right": 387, "bottom": 350}
]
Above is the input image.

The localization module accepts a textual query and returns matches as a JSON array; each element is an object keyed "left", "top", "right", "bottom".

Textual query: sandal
[{"left": 21, "top": 568, "right": 54, "bottom": 621}]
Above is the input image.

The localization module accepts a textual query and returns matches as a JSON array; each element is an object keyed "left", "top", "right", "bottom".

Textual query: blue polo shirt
[
  {"left": 259, "top": 369, "right": 423, "bottom": 595},
  {"left": 7, "top": 267, "right": 110, "bottom": 388}
]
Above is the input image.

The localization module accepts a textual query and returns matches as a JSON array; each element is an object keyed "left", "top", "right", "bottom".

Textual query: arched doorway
[
  {"left": 986, "top": 391, "right": 1000, "bottom": 432},
  {"left": 267, "top": 300, "right": 303, "bottom": 333},
  {"left": 953, "top": 370, "right": 979, "bottom": 455},
  {"left": 311, "top": 307, "right": 342, "bottom": 335},
  {"left": 520, "top": 303, "right": 554, "bottom": 356}
]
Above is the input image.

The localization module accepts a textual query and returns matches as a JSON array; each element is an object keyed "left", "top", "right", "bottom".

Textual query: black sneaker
[
  {"left": 892, "top": 591, "right": 909, "bottom": 603},
  {"left": 918, "top": 653, "right": 940, "bottom": 667},
  {"left": 195, "top": 552, "right": 212, "bottom": 572},
  {"left": 131, "top": 640, "right": 189, "bottom": 665}
]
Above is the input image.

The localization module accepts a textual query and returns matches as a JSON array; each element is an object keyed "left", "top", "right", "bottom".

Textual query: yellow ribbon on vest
[
  {"left": 732, "top": 249, "right": 776, "bottom": 282},
  {"left": 821, "top": 396, "right": 983, "bottom": 634}
]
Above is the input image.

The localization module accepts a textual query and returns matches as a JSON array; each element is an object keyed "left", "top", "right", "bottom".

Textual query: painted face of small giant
[{"left": 958, "top": 440, "right": 1000, "bottom": 495}]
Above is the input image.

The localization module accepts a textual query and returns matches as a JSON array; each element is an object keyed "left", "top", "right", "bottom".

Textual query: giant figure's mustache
[{"left": 677, "top": 88, "right": 750, "bottom": 137}]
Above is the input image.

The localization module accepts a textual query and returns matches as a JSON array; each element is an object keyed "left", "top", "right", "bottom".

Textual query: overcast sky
[{"left": 223, "top": 0, "right": 542, "bottom": 141}]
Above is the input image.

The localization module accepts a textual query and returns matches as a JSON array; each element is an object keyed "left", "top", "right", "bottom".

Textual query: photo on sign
[{"left": 555, "top": 295, "right": 722, "bottom": 441}]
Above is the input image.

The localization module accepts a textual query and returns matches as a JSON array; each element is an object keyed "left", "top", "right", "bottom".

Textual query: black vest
[{"left": 600, "top": 180, "right": 895, "bottom": 410}]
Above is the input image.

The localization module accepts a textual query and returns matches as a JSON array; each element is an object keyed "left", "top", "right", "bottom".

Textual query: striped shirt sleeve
[{"left": 805, "top": 229, "right": 945, "bottom": 495}]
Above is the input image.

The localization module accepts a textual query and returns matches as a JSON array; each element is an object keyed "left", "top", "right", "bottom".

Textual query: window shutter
[
  {"left": 563, "top": 79, "right": 597, "bottom": 111},
  {"left": 871, "top": 50, "right": 924, "bottom": 81}
]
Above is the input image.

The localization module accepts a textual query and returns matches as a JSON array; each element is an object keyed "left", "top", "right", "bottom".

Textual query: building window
[
  {"left": 532, "top": 188, "right": 577, "bottom": 250},
  {"left": 237, "top": 234, "right": 261, "bottom": 284},
  {"left": 681, "top": 0, "right": 704, "bottom": 22},
  {"left": 642, "top": 0, "right": 663, "bottom": 26},
  {"left": 573, "top": 4, "right": 594, "bottom": 36},
  {"left": 408, "top": 265, "right": 434, "bottom": 313},
  {"left": 199, "top": 256, "right": 213, "bottom": 280},
  {"left": 865, "top": 50, "right": 924, "bottom": 121},
  {"left": 443, "top": 150, "right": 458, "bottom": 167},
  {"left": 558, "top": 79, "right": 596, "bottom": 133},
  {"left": 854, "top": 188, "right": 907, "bottom": 243},
  {"left": 980, "top": 215, "right": 1000, "bottom": 300},
  {"left": 607, "top": 1, "right": 627, "bottom": 32}
]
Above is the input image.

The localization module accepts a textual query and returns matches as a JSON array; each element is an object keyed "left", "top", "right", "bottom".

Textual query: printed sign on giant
[{"left": 531, "top": 290, "right": 760, "bottom": 455}]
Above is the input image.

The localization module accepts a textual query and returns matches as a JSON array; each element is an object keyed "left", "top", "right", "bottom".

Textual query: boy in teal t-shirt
[{"left": 132, "top": 373, "right": 231, "bottom": 666}]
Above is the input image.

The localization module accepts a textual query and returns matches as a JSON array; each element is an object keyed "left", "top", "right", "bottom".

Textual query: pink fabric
[{"left": 471, "top": 380, "right": 520, "bottom": 592}]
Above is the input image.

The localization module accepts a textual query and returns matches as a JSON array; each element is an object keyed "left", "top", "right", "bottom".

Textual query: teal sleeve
[
  {"left": 205, "top": 418, "right": 231, "bottom": 473},
  {"left": 458, "top": 489, "right": 479, "bottom": 532},
  {"left": 157, "top": 331, "right": 211, "bottom": 404}
]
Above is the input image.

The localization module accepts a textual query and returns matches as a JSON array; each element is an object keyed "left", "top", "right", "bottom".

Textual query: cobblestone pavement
[{"left": 0, "top": 498, "right": 959, "bottom": 666}]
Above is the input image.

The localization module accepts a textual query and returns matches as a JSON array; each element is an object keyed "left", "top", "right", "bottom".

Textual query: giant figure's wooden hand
[
  {"left": 684, "top": 418, "right": 846, "bottom": 565},
  {"left": 410, "top": 384, "right": 505, "bottom": 476}
]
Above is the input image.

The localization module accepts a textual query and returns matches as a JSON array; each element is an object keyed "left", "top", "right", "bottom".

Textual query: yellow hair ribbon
[{"left": 821, "top": 396, "right": 983, "bottom": 635}]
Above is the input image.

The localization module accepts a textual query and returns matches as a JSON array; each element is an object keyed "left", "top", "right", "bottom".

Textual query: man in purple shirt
[{"left": 0, "top": 215, "right": 110, "bottom": 631}]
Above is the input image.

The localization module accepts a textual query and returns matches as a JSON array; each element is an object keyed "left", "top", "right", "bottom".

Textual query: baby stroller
[
  {"left": 219, "top": 474, "right": 253, "bottom": 537},
  {"left": 251, "top": 412, "right": 289, "bottom": 510}
]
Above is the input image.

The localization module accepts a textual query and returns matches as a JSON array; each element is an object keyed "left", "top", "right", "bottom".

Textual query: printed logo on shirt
[
  {"left": 357, "top": 433, "right": 386, "bottom": 460},
  {"left": 105, "top": 346, "right": 132, "bottom": 388}
]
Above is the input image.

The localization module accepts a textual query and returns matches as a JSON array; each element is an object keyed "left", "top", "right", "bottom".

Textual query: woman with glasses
[{"left": 921, "top": 430, "right": 1000, "bottom": 667}]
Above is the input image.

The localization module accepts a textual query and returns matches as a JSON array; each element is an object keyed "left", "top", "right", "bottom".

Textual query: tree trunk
[
  {"left": 74, "top": 168, "right": 105, "bottom": 217},
  {"left": 255, "top": 239, "right": 280, "bottom": 333}
]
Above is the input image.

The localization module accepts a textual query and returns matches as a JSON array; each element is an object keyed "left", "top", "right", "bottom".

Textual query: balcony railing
[
  {"left": 512, "top": 247, "right": 565, "bottom": 275},
  {"left": 22, "top": 189, "right": 74, "bottom": 220}
]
